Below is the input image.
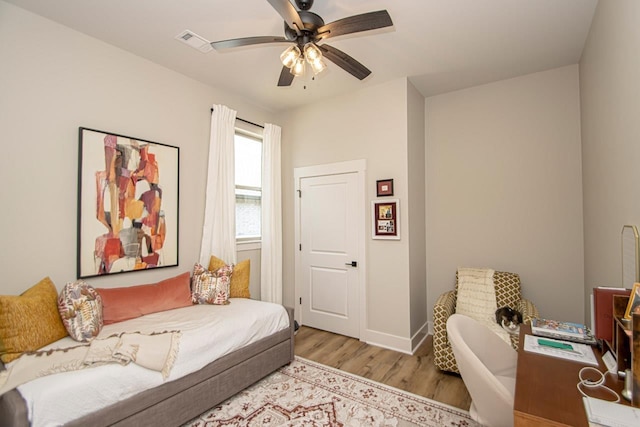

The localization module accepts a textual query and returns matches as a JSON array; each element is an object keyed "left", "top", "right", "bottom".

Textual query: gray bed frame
[{"left": 0, "top": 307, "right": 295, "bottom": 427}]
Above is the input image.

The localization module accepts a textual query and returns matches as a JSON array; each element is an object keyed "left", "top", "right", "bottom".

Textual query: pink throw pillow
[{"left": 97, "top": 271, "right": 192, "bottom": 325}]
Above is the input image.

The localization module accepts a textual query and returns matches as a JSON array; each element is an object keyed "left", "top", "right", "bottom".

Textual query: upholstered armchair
[{"left": 433, "top": 270, "right": 539, "bottom": 374}]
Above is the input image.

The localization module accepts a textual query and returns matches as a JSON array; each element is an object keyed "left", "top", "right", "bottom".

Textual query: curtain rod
[{"left": 210, "top": 108, "right": 264, "bottom": 129}]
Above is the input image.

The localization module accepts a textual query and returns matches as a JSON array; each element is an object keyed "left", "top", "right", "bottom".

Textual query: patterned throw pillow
[
  {"left": 58, "top": 280, "right": 103, "bottom": 342},
  {"left": 208, "top": 255, "right": 251, "bottom": 298},
  {"left": 191, "top": 263, "right": 233, "bottom": 305},
  {"left": 0, "top": 277, "right": 68, "bottom": 363}
]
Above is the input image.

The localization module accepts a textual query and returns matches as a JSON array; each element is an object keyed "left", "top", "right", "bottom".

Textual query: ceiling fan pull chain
[{"left": 304, "top": 74, "right": 317, "bottom": 90}]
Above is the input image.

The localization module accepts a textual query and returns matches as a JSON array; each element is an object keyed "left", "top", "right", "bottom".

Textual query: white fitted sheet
[{"left": 14, "top": 298, "right": 289, "bottom": 427}]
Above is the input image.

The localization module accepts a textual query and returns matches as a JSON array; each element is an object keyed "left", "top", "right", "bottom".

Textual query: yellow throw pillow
[
  {"left": 0, "top": 277, "right": 68, "bottom": 363},
  {"left": 208, "top": 256, "right": 251, "bottom": 299}
]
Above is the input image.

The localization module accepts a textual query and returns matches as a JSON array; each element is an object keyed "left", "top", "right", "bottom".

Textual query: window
[{"left": 235, "top": 130, "right": 262, "bottom": 240}]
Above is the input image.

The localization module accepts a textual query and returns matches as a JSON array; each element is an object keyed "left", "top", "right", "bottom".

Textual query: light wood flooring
[{"left": 293, "top": 326, "right": 472, "bottom": 411}]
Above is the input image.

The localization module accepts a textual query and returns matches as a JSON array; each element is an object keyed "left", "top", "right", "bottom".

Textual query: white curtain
[
  {"left": 199, "top": 105, "right": 237, "bottom": 266},
  {"left": 261, "top": 123, "right": 282, "bottom": 304}
]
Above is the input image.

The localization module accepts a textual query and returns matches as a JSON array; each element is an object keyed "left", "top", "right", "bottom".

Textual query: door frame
[{"left": 294, "top": 159, "right": 367, "bottom": 340}]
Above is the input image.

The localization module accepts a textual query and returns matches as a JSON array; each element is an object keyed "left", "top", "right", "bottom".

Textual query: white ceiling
[{"left": 5, "top": 0, "right": 598, "bottom": 112}]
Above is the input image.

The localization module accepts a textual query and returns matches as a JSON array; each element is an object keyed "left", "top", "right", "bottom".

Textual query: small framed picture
[
  {"left": 376, "top": 179, "right": 394, "bottom": 197},
  {"left": 623, "top": 282, "right": 640, "bottom": 320},
  {"left": 372, "top": 199, "right": 400, "bottom": 240}
]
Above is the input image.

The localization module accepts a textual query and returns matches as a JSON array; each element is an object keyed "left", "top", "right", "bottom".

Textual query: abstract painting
[{"left": 78, "top": 127, "right": 179, "bottom": 278}]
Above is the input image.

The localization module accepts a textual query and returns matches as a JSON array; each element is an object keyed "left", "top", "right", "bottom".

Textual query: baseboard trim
[
  {"left": 364, "top": 329, "right": 413, "bottom": 355},
  {"left": 360, "top": 321, "right": 432, "bottom": 355},
  {"left": 410, "top": 321, "right": 429, "bottom": 353}
]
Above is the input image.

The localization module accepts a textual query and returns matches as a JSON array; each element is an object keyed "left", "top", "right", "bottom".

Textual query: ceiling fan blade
[
  {"left": 211, "top": 36, "right": 289, "bottom": 50},
  {"left": 317, "top": 10, "right": 393, "bottom": 40},
  {"left": 277, "top": 66, "right": 295, "bottom": 86},
  {"left": 318, "top": 44, "right": 371, "bottom": 80},
  {"left": 267, "top": 0, "right": 305, "bottom": 34}
]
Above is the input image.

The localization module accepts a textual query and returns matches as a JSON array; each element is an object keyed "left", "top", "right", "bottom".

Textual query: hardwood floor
[{"left": 293, "top": 326, "right": 472, "bottom": 411}]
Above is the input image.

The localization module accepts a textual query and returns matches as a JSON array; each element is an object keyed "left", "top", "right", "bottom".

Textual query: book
[
  {"left": 532, "top": 318, "right": 590, "bottom": 337},
  {"left": 531, "top": 318, "right": 597, "bottom": 344},
  {"left": 593, "top": 287, "right": 631, "bottom": 343}
]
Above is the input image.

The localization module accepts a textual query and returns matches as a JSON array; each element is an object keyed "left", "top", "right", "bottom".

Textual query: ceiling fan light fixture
[
  {"left": 290, "top": 56, "right": 306, "bottom": 77},
  {"left": 280, "top": 45, "right": 301, "bottom": 68},
  {"left": 309, "top": 57, "right": 327, "bottom": 75},
  {"left": 303, "top": 42, "right": 322, "bottom": 62}
]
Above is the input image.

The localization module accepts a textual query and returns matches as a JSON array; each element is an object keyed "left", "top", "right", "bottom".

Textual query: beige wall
[
  {"left": 407, "top": 81, "right": 427, "bottom": 340},
  {"left": 425, "top": 65, "right": 585, "bottom": 323},
  {"left": 279, "top": 78, "right": 416, "bottom": 345},
  {"left": 0, "top": 2, "right": 275, "bottom": 295},
  {"left": 580, "top": 0, "right": 640, "bottom": 321}
]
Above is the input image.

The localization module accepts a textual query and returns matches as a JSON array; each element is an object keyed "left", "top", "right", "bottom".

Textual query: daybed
[{"left": 0, "top": 271, "right": 294, "bottom": 427}]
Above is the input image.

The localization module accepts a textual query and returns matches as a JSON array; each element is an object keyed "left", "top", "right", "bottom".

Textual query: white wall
[
  {"left": 279, "top": 78, "right": 414, "bottom": 345},
  {"left": 425, "top": 65, "right": 584, "bottom": 323},
  {"left": 580, "top": 0, "right": 640, "bottom": 320},
  {"left": 0, "top": 1, "right": 275, "bottom": 295},
  {"left": 407, "top": 80, "right": 427, "bottom": 343}
]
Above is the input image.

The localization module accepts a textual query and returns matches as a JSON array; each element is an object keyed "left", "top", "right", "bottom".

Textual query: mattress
[{"left": 11, "top": 298, "right": 289, "bottom": 427}]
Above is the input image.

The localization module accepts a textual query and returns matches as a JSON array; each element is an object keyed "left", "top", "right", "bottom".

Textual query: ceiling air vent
[{"left": 175, "top": 30, "right": 212, "bottom": 53}]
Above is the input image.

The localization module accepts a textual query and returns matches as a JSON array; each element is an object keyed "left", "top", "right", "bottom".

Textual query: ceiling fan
[{"left": 210, "top": 0, "right": 393, "bottom": 87}]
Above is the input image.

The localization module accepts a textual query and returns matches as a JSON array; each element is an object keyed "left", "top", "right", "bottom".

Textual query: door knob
[{"left": 345, "top": 261, "right": 357, "bottom": 267}]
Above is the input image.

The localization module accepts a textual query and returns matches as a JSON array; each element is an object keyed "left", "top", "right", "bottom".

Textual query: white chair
[{"left": 446, "top": 314, "right": 518, "bottom": 427}]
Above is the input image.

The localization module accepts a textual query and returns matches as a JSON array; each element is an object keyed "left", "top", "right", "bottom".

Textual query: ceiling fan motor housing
[
  {"left": 298, "top": 11, "right": 325, "bottom": 33},
  {"left": 284, "top": 11, "right": 324, "bottom": 39}
]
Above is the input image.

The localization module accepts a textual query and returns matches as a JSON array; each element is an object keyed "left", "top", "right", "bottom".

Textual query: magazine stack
[{"left": 531, "top": 318, "right": 597, "bottom": 345}]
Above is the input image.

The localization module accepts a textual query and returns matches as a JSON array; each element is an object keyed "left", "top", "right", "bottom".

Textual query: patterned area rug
[{"left": 184, "top": 357, "right": 479, "bottom": 427}]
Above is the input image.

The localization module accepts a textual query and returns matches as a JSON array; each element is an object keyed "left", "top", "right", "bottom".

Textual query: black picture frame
[
  {"left": 376, "top": 179, "right": 394, "bottom": 197},
  {"left": 77, "top": 127, "right": 179, "bottom": 278}
]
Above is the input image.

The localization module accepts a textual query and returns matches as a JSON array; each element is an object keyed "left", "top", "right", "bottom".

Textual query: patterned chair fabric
[{"left": 433, "top": 270, "right": 539, "bottom": 374}]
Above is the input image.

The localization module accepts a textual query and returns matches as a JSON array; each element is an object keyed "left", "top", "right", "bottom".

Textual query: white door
[{"left": 299, "top": 172, "right": 360, "bottom": 338}]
